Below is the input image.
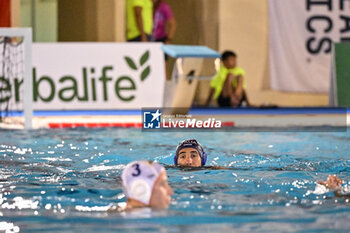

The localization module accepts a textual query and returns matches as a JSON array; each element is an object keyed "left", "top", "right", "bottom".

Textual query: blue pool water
[{"left": 0, "top": 128, "right": 350, "bottom": 232}]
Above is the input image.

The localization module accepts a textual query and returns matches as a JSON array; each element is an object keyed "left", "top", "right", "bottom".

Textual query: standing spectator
[
  {"left": 152, "top": 0, "right": 177, "bottom": 44},
  {"left": 152, "top": 0, "right": 176, "bottom": 80},
  {"left": 126, "top": 0, "right": 153, "bottom": 42}
]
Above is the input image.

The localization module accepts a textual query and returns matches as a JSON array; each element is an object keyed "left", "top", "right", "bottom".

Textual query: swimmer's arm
[
  {"left": 107, "top": 203, "right": 126, "bottom": 212},
  {"left": 317, "top": 175, "right": 350, "bottom": 199},
  {"left": 317, "top": 175, "right": 343, "bottom": 190},
  {"left": 334, "top": 190, "right": 350, "bottom": 198},
  {"left": 107, "top": 205, "right": 120, "bottom": 212},
  {"left": 333, "top": 186, "right": 350, "bottom": 199}
]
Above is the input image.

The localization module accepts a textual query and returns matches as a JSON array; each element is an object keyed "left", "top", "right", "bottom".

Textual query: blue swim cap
[{"left": 174, "top": 139, "right": 207, "bottom": 166}]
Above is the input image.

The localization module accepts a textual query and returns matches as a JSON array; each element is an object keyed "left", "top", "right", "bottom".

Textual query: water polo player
[
  {"left": 121, "top": 160, "right": 174, "bottom": 209},
  {"left": 174, "top": 139, "right": 207, "bottom": 167}
]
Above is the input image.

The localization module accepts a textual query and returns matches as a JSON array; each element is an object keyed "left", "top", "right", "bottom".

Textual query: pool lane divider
[
  {"left": 47, "top": 121, "right": 235, "bottom": 129},
  {"left": 5, "top": 108, "right": 348, "bottom": 129},
  {"left": 48, "top": 122, "right": 143, "bottom": 129},
  {"left": 6, "top": 107, "right": 347, "bottom": 117}
]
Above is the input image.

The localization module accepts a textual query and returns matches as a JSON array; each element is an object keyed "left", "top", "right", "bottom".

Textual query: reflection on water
[
  {"left": 0, "top": 128, "right": 350, "bottom": 232},
  {"left": 0, "top": 221, "right": 20, "bottom": 233}
]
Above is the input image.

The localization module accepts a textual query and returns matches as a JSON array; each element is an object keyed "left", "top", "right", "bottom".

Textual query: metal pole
[
  {"left": 31, "top": 0, "right": 36, "bottom": 42},
  {"left": 24, "top": 28, "right": 33, "bottom": 129}
]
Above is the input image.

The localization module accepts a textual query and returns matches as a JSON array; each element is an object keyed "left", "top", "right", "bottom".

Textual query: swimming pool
[{"left": 0, "top": 128, "right": 349, "bottom": 232}]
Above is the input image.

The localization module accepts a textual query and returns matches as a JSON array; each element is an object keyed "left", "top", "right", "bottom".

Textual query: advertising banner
[
  {"left": 30, "top": 43, "right": 165, "bottom": 110},
  {"left": 269, "top": 0, "right": 350, "bottom": 93}
]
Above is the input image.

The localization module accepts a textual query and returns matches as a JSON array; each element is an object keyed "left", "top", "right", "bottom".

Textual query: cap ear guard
[
  {"left": 195, "top": 143, "right": 206, "bottom": 166},
  {"left": 201, "top": 150, "right": 207, "bottom": 166},
  {"left": 174, "top": 153, "right": 179, "bottom": 165},
  {"left": 130, "top": 179, "right": 151, "bottom": 205},
  {"left": 174, "top": 142, "right": 183, "bottom": 165},
  {"left": 122, "top": 161, "right": 164, "bottom": 206}
]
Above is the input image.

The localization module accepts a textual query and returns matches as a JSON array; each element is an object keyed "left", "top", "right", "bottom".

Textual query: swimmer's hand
[
  {"left": 317, "top": 175, "right": 344, "bottom": 190},
  {"left": 107, "top": 202, "right": 127, "bottom": 212}
]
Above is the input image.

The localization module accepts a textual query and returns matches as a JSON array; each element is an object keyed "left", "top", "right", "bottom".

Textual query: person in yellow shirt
[
  {"left": 126, "top": 0, "right": 153, "bottom": 42},
  {"left": 205, "top": 51, "right": 249, "bottom": 107}
]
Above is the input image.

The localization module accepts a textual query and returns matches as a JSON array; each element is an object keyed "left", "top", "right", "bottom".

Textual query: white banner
[
  {"left": 29, "top": 43, "right": 165, "bottom": 110},
  {"left": 269, "top": 0, "right": 350, "bottom": 93}
]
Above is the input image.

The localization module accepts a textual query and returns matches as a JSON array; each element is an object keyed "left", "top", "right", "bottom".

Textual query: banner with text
[
  {"left": 269, "top": 0, "right": 350, "bottom": 93},
  {"left": 29, "top": 43, "right": 165, "bottom": 110}
]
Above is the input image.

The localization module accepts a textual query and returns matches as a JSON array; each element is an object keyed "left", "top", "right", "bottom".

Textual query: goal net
[{"left": 0, "top": 28, "right": 32, "bottom": 129}]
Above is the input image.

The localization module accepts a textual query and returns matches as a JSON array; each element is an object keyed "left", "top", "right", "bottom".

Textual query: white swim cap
[{"left": 122, "top": 161, "right": 165, "bottom": 205}]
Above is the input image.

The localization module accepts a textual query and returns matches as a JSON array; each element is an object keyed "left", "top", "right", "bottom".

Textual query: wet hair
[{"left": 221, "top": 50, "right": 237, "bottom": 61}]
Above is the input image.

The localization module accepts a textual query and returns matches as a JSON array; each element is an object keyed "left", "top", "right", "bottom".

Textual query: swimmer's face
[
  {"left": 177, "top": 148, "right": 202, "bottom": 167},
  {"left": 149, "top": 171, "right": 174, "bottom": 209},
  {"left": 222, "top": 56, "right": 236, "bottom": 69}
]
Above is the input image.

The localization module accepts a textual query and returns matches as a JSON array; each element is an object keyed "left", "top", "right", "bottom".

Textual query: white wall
[{"left": 218, "top": 0, "right": 328, "bottom": 106}]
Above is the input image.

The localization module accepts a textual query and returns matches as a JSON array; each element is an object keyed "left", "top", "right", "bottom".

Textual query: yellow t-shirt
[
  {"left": 126, "top": 0, "right": 153, "bottom": 40},
  {"left": 210, "top": 66, "right": 247, "bottom": 100}
]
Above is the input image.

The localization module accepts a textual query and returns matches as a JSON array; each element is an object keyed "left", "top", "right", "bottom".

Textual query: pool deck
[{"left": 0, "top": 107, "right": 349, "bottom": 129}]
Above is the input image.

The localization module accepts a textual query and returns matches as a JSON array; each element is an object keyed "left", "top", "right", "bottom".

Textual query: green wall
[{"left": 334, "top": 43, "right": 350, "bottom": 107}]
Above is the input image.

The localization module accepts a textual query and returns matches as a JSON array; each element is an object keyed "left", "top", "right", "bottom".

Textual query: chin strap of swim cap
[
  {"left": 174, "top": 139, "right": 207, "bottom": 166},
  {"left": 122, "top": 161, "right": 165, "bottom": 206}
]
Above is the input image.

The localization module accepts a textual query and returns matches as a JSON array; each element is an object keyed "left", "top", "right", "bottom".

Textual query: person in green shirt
[
  {"left": 126, "top": 0, "right": 153, "bottom": 42},
  {"left": 205, "top": 51, "right": 249, "bottom": 107}
]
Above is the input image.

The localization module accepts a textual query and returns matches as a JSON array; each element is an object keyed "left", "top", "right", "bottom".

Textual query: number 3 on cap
[{"left": 132, "top": 163, "right": 141, "bottom": 176}]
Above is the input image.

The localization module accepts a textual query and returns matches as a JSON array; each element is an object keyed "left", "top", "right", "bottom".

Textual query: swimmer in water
[
  {"left": 117, "top": 161, "right": 174, "bottom": 210},
  {"left": 172, "top": 139, "right": 228, "bottom": 170},
  {"left": 317, "top": 175, "right": 350, "bottom": 199},
  {"left": 174, "top": 139, "right": 207, "bottom": 167}
]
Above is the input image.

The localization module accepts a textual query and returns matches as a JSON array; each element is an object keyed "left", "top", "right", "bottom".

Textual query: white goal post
[{"left": 0, "top": 28, "right": 33, "bottom": 129}]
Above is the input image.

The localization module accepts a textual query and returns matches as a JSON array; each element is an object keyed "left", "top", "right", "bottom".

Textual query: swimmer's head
[
  {"left": 174, "top": 139, "right": 207, "bottom": 167},
  {"left": 122, "top": 161, "right": 173, "bottom": 209}
]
